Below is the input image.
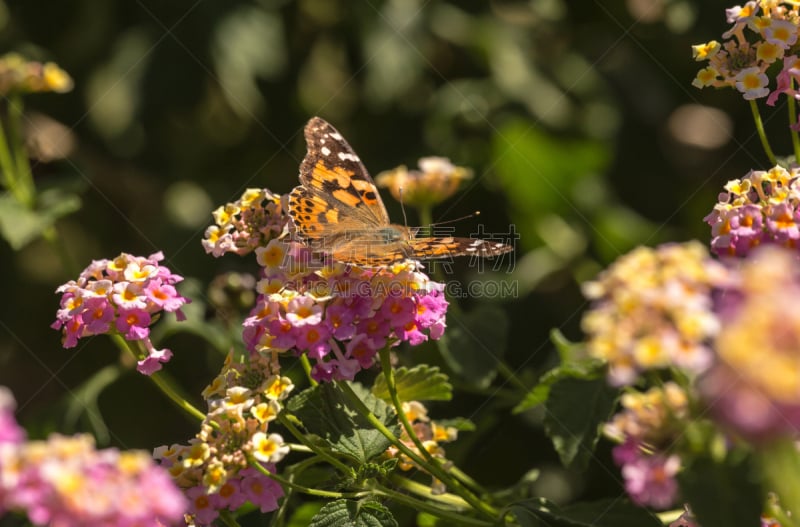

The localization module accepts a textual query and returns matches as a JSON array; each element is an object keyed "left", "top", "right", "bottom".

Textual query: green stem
[
  {"left": 7, "top": 94, "right": 34, "bottom": 207},
  {"left": 111, "top": 334, "right": 206, "bottom": 422},
  {"left": 449, "top": 466, "right": 490, "bottom": 497},
  {"left": 378, "top": 347, "right": 465, "bottom": 484},
  {"left": 149, "top": 371, "right": 207, "bottom": 422},
  {"left": 418, "top": 206, "right": 433, "bottom": 237},
  {"left": 750, "top": 99, "right": 777, "bottom": 165},
  {"left": 388, "top": 474, "right": 471, "bottom": 508},
  {"left": 759, "top": 437, "right": 800, "bottom": 527},
  {"left": 337, "top": 378, "right": 498, "bottom": 520},
  {"left": 278, "top": 412, "right": 353, "bottom": 474},
  {"left": 377, "top": 348, "right": 493, "bottom": 508},
  {"left": 0, "top": 109, "right": 18, "bottom": 196},
  {"left": 374, "top": 483, "right": 493, "bottom": 527},
  {"left": 249, "top": 458, "right": 370, "bottom": 499},
  {"left": 299, "top": 354, "right": 318, "bottom": 386},
  {"left": 494, "top": 359, "right": 529, "bottom": 394},
  {"left": 218, "top": 510, "right": 242, "bottom": 527},
  {"left": 789, "top": 86, "right": 800, "bottom": 162}
]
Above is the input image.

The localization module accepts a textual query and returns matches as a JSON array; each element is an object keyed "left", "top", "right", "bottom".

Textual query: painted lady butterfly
[{"left": 288, "top": 117, "right": 513, "bottom": 267}]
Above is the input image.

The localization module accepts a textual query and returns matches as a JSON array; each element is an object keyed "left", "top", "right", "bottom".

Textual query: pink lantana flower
[
  {"left": 53, "top": 252, "right": 190, "bottom": 375},
  {"left": 621, "top": 454, "right": 680, "bottom": 509}
]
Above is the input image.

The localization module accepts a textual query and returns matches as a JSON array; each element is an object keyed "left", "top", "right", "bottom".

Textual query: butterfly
[{"left": 287, "top": 117, "right": 513, "bottom": 267}]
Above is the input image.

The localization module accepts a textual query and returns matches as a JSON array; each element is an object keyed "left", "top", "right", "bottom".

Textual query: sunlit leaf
[
  {"left": 309, "top": 499, "right": 398, "bottom": 527},
  {"left": 513, "top": 357, "right": 604, "bottom": 414},
  {"left": 371, "top": 365, "right": 452, "bottom": 403},
  {"left": 287, "top": 382, "right": 399, "bottom": 463}
]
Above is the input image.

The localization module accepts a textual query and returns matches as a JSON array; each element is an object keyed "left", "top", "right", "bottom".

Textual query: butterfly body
[{"left": 288, "top": 117, "right": 512, "bottom": 267}]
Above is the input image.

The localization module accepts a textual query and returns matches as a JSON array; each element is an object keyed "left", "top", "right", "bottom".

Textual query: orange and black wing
[
  {"left": 406, "top": 237, "right": 513, "bottom": 260},
  {"left": 296, "top": 117, "right": 389, "bottom": 226}
]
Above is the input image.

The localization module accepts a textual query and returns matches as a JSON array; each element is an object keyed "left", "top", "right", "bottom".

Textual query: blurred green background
[{"left": 0, "top": 0, "right": 775, "bottom": 517}]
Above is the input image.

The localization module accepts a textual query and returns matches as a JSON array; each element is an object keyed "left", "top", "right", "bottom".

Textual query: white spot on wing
[
  {"left": 321, "top": 146, "right": 331, "bottom": 156},
  {"left": 338, "top": 152, "right": 360, "bottom": 162},
  {"left": 330, "top": 132, "right": 343, "bottom": 141}
]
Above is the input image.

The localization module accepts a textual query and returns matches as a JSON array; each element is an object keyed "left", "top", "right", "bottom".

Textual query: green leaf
[
  {"left": 64, "top": 363, "right": 125, "bottom": 444},
  {"left": 513, "top": 357, "right": 605, "bottom": 414},
  {"left": 438, "top": 304, "right": 509, "bottom": 388},
  {"left": 543, "top": 377, "right": 618, "bottom": 470},
  {"left": 551, "top": 329, "right": 579, "bottom": 363},
  {"left": 309, "top": 499, "right": 398, "bottom": 527},
  {"left": 287, "top": 382, "right": 400, "bottom": 463},
  {"left": 0, "top": 189, "right": 81, "bottom": 249},
  {"left": 679, "top": 452, "right": 762, "bottom": 527},
  {"left": 371, "top": 365, "right": 452, "bottom": 403},
  {"left": 508, "top": 498, "right": 661, "bottom": 527},
  {"left": 288, "top": 502, "right": 325, "bottom": 527}
]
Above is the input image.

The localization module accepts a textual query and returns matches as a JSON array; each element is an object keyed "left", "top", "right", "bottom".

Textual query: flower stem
[
  {"left": 278, "top": 412, "right": 353, "bottom": 475},
  {"left": 218, "top": 510, "right": 242, "bottom": 527},
  {"left": 373, "top": 483, "right": 493, "bottom": 527},
  {"left": 0, "top": 108, "right": 19, "bottom": 197},
  {"left": 493, "top": 359, "right": 529, "bottom": 395},
  {"left": 299, "top": 354, "right": 318, "bottom": 386},
  {"left": 750, "top": 99, "right": 777, "bottom": 165},
  {"left": 338, "top": 377, "right": 498, "bottom": 520},
  {"left": 6, "top": 94, "right": 34, "bottom": 207},
  {"left": 388, "top": 473, "right": 471, "bottom": 508},
  {"left": 111, "top": 334, "right": 206, "bottom": 422},
  {"left": 418, "top": 205, "right": 433, "bottom": 237},
  {"left": 250, "top": 458, "right": 370, "bottom": 499},
  {"left": 788, "top": 85, "right": 800, "bottom": 162},
  {"left": 759, "top": 437, "right": 800, "bottom": 527},
  {"left": 148, "top": 370, "right": 206, "bottom": 422}
]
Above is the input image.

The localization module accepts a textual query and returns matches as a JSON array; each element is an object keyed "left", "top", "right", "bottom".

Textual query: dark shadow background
[{"left": 0, "top": 0, "right": 779, "bottom": 521}]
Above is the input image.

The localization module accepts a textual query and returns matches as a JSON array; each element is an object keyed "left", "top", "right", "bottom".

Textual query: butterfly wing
[
  {"left": 406, "top": 237, "right": 513, "bottom": 260},
  {"left": 330, "top": 239, "right": 412, "bottom": 266},
  {"left": 297, "top": 117, "right": 389, "bottom": 226}
]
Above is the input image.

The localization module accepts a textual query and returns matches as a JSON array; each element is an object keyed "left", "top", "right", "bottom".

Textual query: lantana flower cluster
[
  {"left": 52, "top": 251, "right": 189, "bottom": 375},
  {"left": 581, "top": 242, "right": 729, "bottom": 386},
  {"left": 704, "top": 165, "right": 800, "bottom": 257},
  {"left": 0, "top": 387, "right": 185, "bottom": 526},
  {"left": 202, "top": 187, "right": 449, "bottom": 383},
  {"left": 0, "top": 53, "right": 73, "bottom": 96},
  {"left": 375, "top": 156, "right": 473, "bottom": 208},
  {"left": 691, "top": 2, "right": 800, "bottom": 102},
  {"left": 386, "top": 400, "right": 459, "bottom": 495},
  {"left": 244, "top": 239, "right": 448, "bottom": 381},
  {"left": 202, "top": 188, "right": 286, "bottom": 257},
  {"left": 154, "top": 352, "right": 291, "bottom": 526},
  {"left": 700, "top": 246, "right": 800, "bottom": 440},
  {"left": 603, "top": 383, "right": 689, "bottom": 509}
]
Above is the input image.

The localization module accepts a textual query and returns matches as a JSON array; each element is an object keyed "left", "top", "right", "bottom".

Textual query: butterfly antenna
[
  {"left": 399, "top": 187, "right": 410, "bottom": 227},
  {"left": 427, "top": 210, "right": 481, "bottom": 227}
]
